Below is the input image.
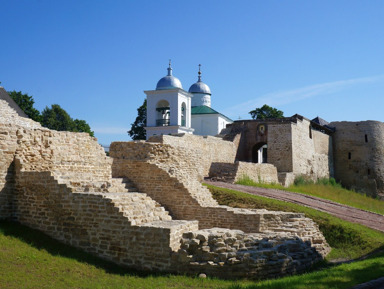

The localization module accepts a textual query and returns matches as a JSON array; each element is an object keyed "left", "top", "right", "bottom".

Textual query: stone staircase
[
  {"left": 108, "top": 177, "right": 137, "bottom": 193},
  {"left": 105, "top": 192, "right": 172, "bottom": 226}
]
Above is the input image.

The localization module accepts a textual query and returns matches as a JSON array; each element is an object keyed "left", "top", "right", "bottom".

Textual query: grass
[
  {"left": 228, "top": 251, "right": 384, "bottom": 289},
  {"left": 0, "top": 220, "right": 384, "bottom": 289},
  {"left": 235, "top": 175, "right": 384, "bottom": 215},
  {"left": 206, "top": 184, "right": 384, "bottom": 261}
]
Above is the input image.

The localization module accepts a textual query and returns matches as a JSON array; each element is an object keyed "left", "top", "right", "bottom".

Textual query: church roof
[
  {"left": 189, "top": 81, "right": 211, "bottom": 94},
  {"left": 156, "top": 61, "right": 183, "bottom": 90},
  {"left": 188, "top": 64, "right": 211, "bottom": 95},
  {"left": 191, "top": 105, "right": 232, "bottom": 122}
]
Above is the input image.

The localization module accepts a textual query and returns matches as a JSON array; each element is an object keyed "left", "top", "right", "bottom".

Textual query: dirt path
[{"left": 205, "top": 181, "right": 384, "bottom": 233}]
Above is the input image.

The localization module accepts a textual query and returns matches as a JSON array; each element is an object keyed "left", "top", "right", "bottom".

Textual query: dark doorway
[{"left": 252, "top": 143, "right": 267, "bottom": 163}]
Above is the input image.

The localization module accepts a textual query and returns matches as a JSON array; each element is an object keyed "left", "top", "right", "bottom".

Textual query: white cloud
[{"left": 223, "top": 74, "right": 384, "bottom": 119}]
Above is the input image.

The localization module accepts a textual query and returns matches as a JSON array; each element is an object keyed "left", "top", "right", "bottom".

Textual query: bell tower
[{"left": 145, "top": 61, "right": 194, "bottom": 140}]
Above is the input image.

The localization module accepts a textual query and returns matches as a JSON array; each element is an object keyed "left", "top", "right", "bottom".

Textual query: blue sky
[{"left": 1, "top": 0, "right": 384, "bottom": 146}]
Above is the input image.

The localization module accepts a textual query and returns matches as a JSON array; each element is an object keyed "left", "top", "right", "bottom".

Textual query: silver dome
[
  {"left": 188, "top": 81, "right": 211, "bottom": 95},
  {"left": 188, "top": 64, "right": 211, "bottom": 95},
  {"left": 156, "top": 61, "right": 183, "bottom": 90},
  {"left": 156, "top": 75, "right": 183, "bottom": 90}
]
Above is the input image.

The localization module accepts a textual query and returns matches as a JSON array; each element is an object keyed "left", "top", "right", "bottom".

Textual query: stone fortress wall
[
  {"left": 291, "top": 117, "right": 333, "bottom": 180},
  {"left": 225, "top": 115, "right": 333, "bottom": 186},
  {"left": 0, "top": 88, "right": 330, "bottom": 278},
  {"left": 330, "top": 121, "right": 384, "bottom": 198}
]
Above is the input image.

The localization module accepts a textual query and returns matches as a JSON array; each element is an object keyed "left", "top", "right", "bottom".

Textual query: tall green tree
[
  {"left": 73, "top": 119, "right": 95, "bottom": 137},
  {"left": 8, "top": 90, "right": 41, "bottom": 122},
  {"left": 249, "top": 104, "right": 284, "bottom": 120},
  {"left": 128, "top": 99, "right": 146, "bottom": 140},
  {"left": 41, "top": 104, "right": 94, "bottom": 137}
]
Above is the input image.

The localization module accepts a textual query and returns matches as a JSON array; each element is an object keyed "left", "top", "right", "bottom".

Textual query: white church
[{"left": 145, "top": 62, "right": 232, "bottom": 139}]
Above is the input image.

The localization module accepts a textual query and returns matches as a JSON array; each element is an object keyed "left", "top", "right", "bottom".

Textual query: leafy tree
[
  {"left": 41, "top": 104, "right": 74, "bottom": 131},
  {"left": 73, "top": 119, "right": 94, "bottom": 137},
  {"left": 128, "top": 99, "right": 146, "bottom": 140},
  {"left": 249, "top": 104, "right": 284, "bottom": 120},
  {"left": 41, "top": 104, "right": 94, "bottom": 137},
  {"left": 8, "top": 90, "right": 41, "bottom": 122}
]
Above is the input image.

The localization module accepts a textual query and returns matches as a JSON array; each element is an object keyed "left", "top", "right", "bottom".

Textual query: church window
[{"left": 181, "top": 102, "right": 186, "bottom": 127}]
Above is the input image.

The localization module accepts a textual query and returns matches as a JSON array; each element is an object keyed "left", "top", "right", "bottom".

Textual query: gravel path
[{"left": 205, "top": 181, "right": 384, "bottom": 232}]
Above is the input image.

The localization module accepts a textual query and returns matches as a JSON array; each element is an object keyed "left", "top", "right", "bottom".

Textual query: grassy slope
[
  {"left": 1, "top": 220, "right": 384, "bottom": 289},
  {"left": 235, "top": 177, "right": 384, "bottom": 215}
]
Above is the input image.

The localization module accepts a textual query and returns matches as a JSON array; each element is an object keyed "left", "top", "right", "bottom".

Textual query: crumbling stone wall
[
  {"left": 0, "top": 92, "right": 330, "bottom": 278},
  {"left": 330, "top": 121, "right": 384, "bottom": 198},
  {"left": 175, "top": 228, "right": 323, "bottom": 279},
  {"left": 0, "top": 91, "right": 42, "bottom": 219},
  {"left": 14, "top": 171, "right": 197, "bottom": 271},
  {"left": 209, "top": 161, "right": 279, "bottom": 184},
  {"left": 0, "top": 124, "right": 17, "bottom": 219},
  {"left": 110, "top": 140, "right": 330, "bottom": 258},
  {"left": 15, "top": 127, "right": 112, "bottom": 192},
  {"left": 148, "top": 134, "right": 240, "bottom": 176}
]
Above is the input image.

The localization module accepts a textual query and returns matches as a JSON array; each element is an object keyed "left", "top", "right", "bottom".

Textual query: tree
[
  {"left": 128, "top": 99, "right": 146, "bottom": 140},
  {"left": 73, "top": 119, "right": 95, "bottom": 137},
  {"left": 8, "top": 90, "right": 41, "bottom": 122},
  {"left": 41, "top": 104, "right": 94, "bottom": 137},
  {"left": 249, "top": 104, "right": 284, "bottom": 120}
]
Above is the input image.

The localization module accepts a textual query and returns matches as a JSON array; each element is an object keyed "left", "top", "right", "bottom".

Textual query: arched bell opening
[{"left": 156, "top": 100, "right": 170, "bottom": 126}]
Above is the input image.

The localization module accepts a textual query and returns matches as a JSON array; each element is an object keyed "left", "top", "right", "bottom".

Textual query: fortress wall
[
  {"left": 330, "top": 121, "right": 384, "bottom": 197},
  {"left": 0, "top": 95, "right": 112, "bottom": 194},
  {"left": 110, "top": 141, "right": 271, "bottom": 232},
  {"left": 267, "top": 122, "right": 294, "bottom": 173},
  {"left": 209, "top": 162, "right": 279, "bottom": 184},
  {"left": 15, "top": 127, "right": 112, "bottom": 192},
  {"left": 291, "top": 119, "right": 331, "bottom": 180},
  {"left": 13, "top": 170, "right": 198, "bottom": 271},
  {"left": 0, "top": 99, "right": 42, "bottom": 130},
  {"left": 0, "top": 124, "right": 18, "bottom": 219},
  {"left": 148, "top": 134, "right": 239, "bottom": 176},
  {"left": 0, "top": 95, "right": 42, "bottom": 219},
  {"left": 110, "top": 141, "right": 330, "bottom": 257}
]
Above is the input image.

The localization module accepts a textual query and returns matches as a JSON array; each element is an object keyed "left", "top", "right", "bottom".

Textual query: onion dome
[
  {"left": 188, "top": 64, "right": 211, "bottom": 95},
  {"left": 156, "top": 60, "right": 183, "bottom": 90}
]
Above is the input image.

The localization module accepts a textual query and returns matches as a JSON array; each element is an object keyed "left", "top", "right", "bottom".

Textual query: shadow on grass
[
  {"left": 227, "top": 251, "right": 384, "bottom": 289},
  {"left": 0, "top": 220, "right": 167, "bottom": 278}
]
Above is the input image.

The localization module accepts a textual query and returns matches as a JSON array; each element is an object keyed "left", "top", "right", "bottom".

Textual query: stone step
[
  {"left": 103, "top": 192, "right": 173, "bottom": 226},
  {"left": 109, "top": 177, "right": 137, "bottom": 193}
]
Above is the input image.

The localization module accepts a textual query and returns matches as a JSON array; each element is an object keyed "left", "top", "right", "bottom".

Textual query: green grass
[
  {"left": 0, "top": 220, "right": 383, "bottom": 289},
  {"left": 206, "top": 184, "right": 384, "bottom": 261},
  {"left": 228, "top": 251, "right": 384, "bottom": 289},
  {"left": 235, "top": 175, "right": 384, "bottom": 215}
]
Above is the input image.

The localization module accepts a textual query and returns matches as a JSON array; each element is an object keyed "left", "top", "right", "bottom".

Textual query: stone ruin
[{"left": 0, "top": 87, "right": 330, "bottom": 279}]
